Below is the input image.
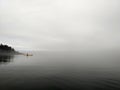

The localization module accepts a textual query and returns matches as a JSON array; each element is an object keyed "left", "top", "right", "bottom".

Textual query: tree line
[{"left": 0, "top": 44, "right": 15, "bottom": 52}]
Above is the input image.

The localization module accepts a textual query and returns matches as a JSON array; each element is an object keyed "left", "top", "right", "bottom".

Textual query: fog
[{"left": 0, "top": 0, "right": 120, "bottom": 51}]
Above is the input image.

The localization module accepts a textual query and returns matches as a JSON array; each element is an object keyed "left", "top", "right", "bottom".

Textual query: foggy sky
[{"left": 0, "top": 0, "right": 120, "bottom": 51}]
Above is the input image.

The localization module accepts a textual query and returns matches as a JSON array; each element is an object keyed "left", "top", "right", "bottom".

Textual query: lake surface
[{"left": 0, "top": 51, "right": 120, "bottom": 90}]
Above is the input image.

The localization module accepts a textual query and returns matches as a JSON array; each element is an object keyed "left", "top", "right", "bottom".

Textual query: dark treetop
[{"left": 0, "top": 44, "right": 20, "bottom": 55}]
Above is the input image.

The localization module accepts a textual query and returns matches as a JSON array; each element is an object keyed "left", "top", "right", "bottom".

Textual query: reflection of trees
[{"left": 0, "top": 55, "right": 14, "bottom": 64}]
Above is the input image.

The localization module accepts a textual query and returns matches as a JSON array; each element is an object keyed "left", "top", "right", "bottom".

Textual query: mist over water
[
  {"left": 0, "top": 51, "right": 120, "bottom": 90},
  {"left": 0, "top": 0, "right": 120, "bottom": 89}
]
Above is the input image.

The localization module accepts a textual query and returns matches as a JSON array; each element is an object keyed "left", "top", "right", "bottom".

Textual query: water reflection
[{"left": 0, "top": 55, "right": 14, "bottom": 64}]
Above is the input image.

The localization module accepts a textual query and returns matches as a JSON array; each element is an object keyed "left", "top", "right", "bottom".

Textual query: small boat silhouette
[{"left": 25, "top": 53, "right": 33, "bottom": 56}]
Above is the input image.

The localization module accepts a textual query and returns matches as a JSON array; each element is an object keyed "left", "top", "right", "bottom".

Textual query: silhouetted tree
[{"left": 0, "top": 44, "right": 15, "bottom": 52}]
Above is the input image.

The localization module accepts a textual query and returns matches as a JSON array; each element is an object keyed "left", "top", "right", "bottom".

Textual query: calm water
[{"left": 0, "top": 51, "right": 120, "bottom": 90}]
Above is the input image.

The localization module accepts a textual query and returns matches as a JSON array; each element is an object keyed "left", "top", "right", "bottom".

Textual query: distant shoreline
[
  {"left": 0, "top": 44, "right": 22, "bottom": 56},
  {"left": 0, "top": 44, "right": 33, "bottom": 56}
]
